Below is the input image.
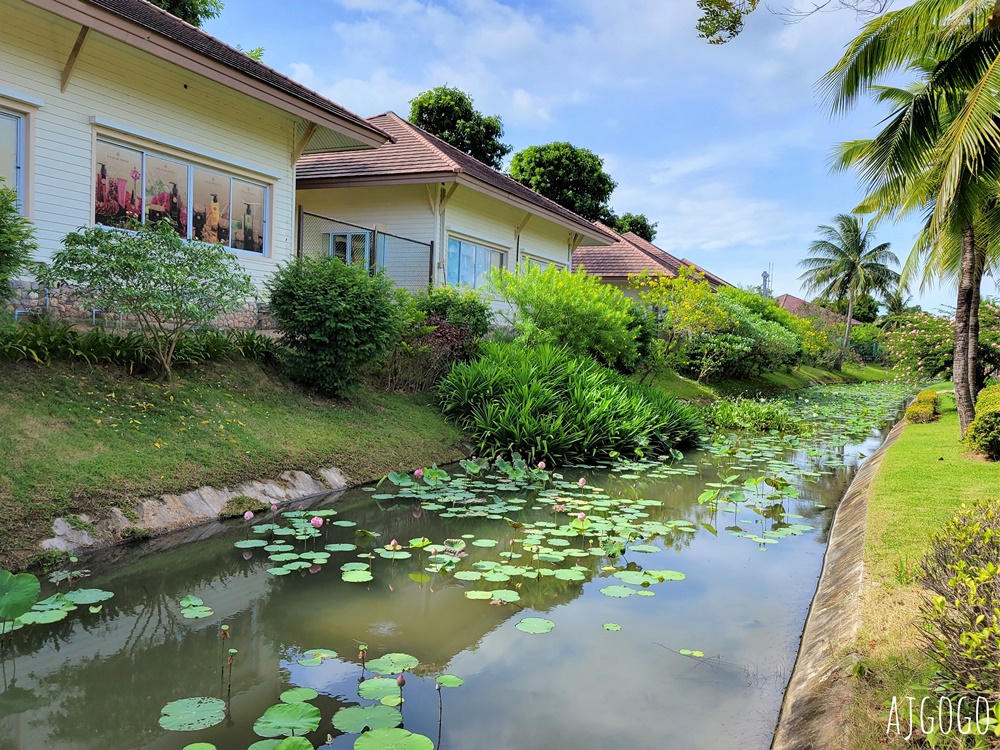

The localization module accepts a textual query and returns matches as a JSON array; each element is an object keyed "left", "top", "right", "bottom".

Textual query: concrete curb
[{"left": 770, "top": 417, "right": 908, "bottom": 750}]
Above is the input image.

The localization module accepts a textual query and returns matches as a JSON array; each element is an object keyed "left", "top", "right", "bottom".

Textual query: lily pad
[
  {"left": 332, "top": 705, "right": 402, "bottom": 733},
  {"left": 515, "top": 617, "right": 555, "bottom": 634},
  {"left": 436, "top": 674, "right": 464, "bottom": 688},
  {"left": 280, "top": 687, "right": 318, "bottom": 703},
  {"left": 253, "top": 701, "right": 322, "bottom": 738},
  {"left": 182, "top": 744, "right": 218, "bottom": 750},
  {"left": 603, "top": 622, "right": 622, "bottom": 631},
  {"left": 343, "top": 570, "right": 374, "bottom": 583},
  {"left": 181, "top": 605, "right": 214, "bottom": 619},
  {"left": 159, "top": 697, "right": 226, "bottom": 731},
  {"left": 465, "top": 591, "right": 493, "bottom": 600},
  {"left": 629, "top": 544, "right": 660, "bottom": 553},
  {"left": 17, "top": 609, "right": 68, "bottom": 625},
  {"left": 63, "top": 589, "right": 114, "bottom": 605},
  {"left": 599, "top": 585, "right": 636, "bottom": 598},
  {"left": 365, "top": 652, "right": 418, "bottom": 675},
  {"left": 358, "top": 678, "right": 403, "bottom": 702},
  {"left": 353, "top": 729, "right": 434, "bottom": 750},
  {"left": 324, "top": 543, "right": 357, "bottom": 553},
  {"left": 490, "top": 589, "right": 520, "bottom": 603},
  {"left": 471, "top": 539, "right": 498, "bottom": 547},
  {"left": 297, "top": 648, "right": 337, "bottom": 666}
]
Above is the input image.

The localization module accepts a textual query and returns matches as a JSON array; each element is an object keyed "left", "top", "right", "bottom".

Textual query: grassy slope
[
  {"left": 849, "top": 390, "right": 1000, "bottom": 748},
  {"left": 651, "top": 363, "right": 892, "bottom": 402},
  {"left": 0, "top": 359, "right": 466, "bottom": 568}
]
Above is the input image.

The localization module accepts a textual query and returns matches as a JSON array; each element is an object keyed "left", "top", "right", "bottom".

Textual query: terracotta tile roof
[
  {"left": 571, "top": 224, "right": 730, "bottom": 289},
  {"left": 82, "top": 0, "right": 385, "bottom": 141},
  {"left": 775, "top": 293, "right": 861, "bottom": 326},
  {"left": 297, "top": 113, "right": 615, "bottom": 244}
]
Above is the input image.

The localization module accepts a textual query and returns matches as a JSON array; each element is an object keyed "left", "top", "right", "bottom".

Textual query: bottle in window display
[
  {"left": 242, "top": 203, "right": 255, "bottom": 252},
  {"left": 96, "top": 163, "right": 107, "bottom": 202},
  {"left": 169, "top": 182, "right": 180, "bottom": 227}
]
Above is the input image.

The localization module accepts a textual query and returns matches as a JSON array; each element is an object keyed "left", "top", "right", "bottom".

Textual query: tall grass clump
[
  {"left": 701, "top": 397, "right": 800, "bottom": 433},
  {"left": 438, "top": 342, "right": 703, "bottom": 463}
]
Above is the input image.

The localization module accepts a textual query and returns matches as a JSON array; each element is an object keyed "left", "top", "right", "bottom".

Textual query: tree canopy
[
  {"left": 509, "top": 142, "right": 616, "bottom": 223},
  {"left": 696, "top": 0, "right": 892, "bottom": 44},
  {"left": 408, "top": 86, "right": 511, "bottom": 170},
  {"left": 610, "top": 212, "right": 658, "bottom": 242},
  {"left": 148, "top": 0, "right": 223, "bottom": 26}
]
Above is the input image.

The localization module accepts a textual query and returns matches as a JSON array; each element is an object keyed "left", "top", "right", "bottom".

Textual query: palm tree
[
  {"left": 822, "top": 0, "right": 1000, "bottom": 431},
  {"left": 799, "top": 214, "right": 900, "bottom": 353}
]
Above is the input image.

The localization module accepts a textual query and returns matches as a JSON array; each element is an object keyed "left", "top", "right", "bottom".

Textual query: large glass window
[
  {"left": 95, "top": 138, "right": 269, "bottom": 255},
  {"left": 447, "top": 237, "right": 505, "bottom": 288},
  {"left": 0, "top": 109, "right": 25, "bottom": 206}
]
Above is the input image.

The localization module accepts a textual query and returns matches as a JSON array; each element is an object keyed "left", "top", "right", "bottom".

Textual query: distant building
[{"left": 775, "top": 293, "right": 862, "bottom": 326}]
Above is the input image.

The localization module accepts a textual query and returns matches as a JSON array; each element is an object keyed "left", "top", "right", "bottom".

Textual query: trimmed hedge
[
  {"left": 916, "top": 389, "right": 941, "bottom": 413},
  {"left": 905, "top": 402, "right": 935, "bottom": 424},
  {"left": 967, "top": 384, "right": 1000, "bottom": 460}
]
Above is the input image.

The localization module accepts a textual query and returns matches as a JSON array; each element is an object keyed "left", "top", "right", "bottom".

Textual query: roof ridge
[{"left": 378, "top": 112, "right": 464, "bottom": 173}]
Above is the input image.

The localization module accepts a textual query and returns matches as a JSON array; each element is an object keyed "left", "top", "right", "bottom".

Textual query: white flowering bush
[{"left": 883, "top": 303, "right": 1000, "bottom": 379}]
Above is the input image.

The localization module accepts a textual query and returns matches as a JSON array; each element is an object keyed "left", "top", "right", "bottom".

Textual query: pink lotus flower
[
  {"left": 414, "top": 468, "right": 424, "bottom": 478},
  {"left": 396, "top": 674, "right": 406, "bottom": 688},
  {"left": 577, "top": 512, "right": 587, "bottom": 521},
  {"left": 553, "top": 503, "right": 567, "bottom": 512},
  {"left": 270, "top": 503, "right": 278, "bottom": 512},
  {"left": 578, "top": 477, "right": 586, "bottom": 487},
  {"left": 310, "top": 516, "right": 323, "bottom": 528},
  {"left": 537, "top": 461, "right": 546, "bottom": 470},
  {"left": 243, "top": 511, "right": 254, "bottom": 521}
]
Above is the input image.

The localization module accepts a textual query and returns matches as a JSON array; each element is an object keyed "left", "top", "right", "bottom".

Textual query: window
[
  {"left": 522, "top": 253, "right": 565, "bottom": 272},
  {"left": 95, "top": 138, "right": 269, "bottom": 255},
  {"left": 447, "top": 237, "right": 505, "bottom": 288},
  {"left": 324, "top": 230, "right": 371, "bottom": 266},
  {"left": 0, "top": 109, "right": 24, "bottom": 206}
]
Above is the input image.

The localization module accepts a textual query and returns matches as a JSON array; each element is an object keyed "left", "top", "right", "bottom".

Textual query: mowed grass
[
  {"left": 849, "top": 389, "right": 1000, "bottom": 748},
  {"left": 0, "top": 359, "right": 466, "bottom": 568}
]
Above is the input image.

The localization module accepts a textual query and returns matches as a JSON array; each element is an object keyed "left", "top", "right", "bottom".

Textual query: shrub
[
  {"left": 490, "top": 263, "right": 640, "bottom": 373},
  {"left": 50, "top": 221, "right": 256, "bottom": 378},
  {"left": 379, "top": 314, "right": 482, "bottom": 393},
  {"left": 921, "top": 500, "right": 1000, "bottom": 701},
  {"left": 904, "top": 402, "right": 935, "bottom": 424},
  {"left": 702, "top": 398, "right": 801, "bottom": 433},
  {"left": 438, "top": 341, "right": 703, "bottom": 463},
  {"left": 0, "top": 176, "right": 36, "bottom": 298},
  {"left": 413, "top": 286, "right": 493, "bottom": 339},
  {"left": 267, "top": 257, "right": 402, "bottom": 397},
  {"left": 967, "top": 384, "right": 1000, "bottom": 460},
  {"left": 916, "top": 389, "right": 941, "bottom": 413}
]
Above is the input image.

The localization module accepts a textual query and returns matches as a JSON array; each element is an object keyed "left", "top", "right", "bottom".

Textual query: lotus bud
[
  {"left": 243, "top": 510, "right": 254, "bottom": 521},
  {"left": 396, "top": 673, "right": 406, "bottom": 688},
  {"left": 414, "top": 468, "right": 423, "bottom": 478},
  {"left": 242, "top": 550, "right": 253, "bottom": 560},
  {"left": 537, "top": 461, "right": 546, "bottom": 470},
  {"left": 578, "top": 477, "right": 586, "bottom": 487},
  {"left": 577, "top": 512, "right": 586, "bottom": 521},
  {"left": 310, "top": 516, "right": 323, "bottom": 528},
  {"left": 270, "top": 503, "right": 278, "bottom": 512}
]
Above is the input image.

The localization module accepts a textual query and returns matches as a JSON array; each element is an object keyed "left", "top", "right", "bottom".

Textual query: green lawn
[
  {"left": 849, "top": 388, "right": 1000, "bottom": 748},
  {"left": 0, "top": 359, "right": 466, "bottom": 569}
]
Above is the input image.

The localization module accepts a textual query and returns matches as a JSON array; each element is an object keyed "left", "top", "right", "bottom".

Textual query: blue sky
[{"left": 207, "top": 0, "right": 960, "bottom": 312}]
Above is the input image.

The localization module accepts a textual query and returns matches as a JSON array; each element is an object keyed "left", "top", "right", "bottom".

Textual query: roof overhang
[
  {"left": 297, "top": 171, "right": 617, "bottom": 246},
  {"left": 21, "top": 0, "right": 389, "bottom": 151}
]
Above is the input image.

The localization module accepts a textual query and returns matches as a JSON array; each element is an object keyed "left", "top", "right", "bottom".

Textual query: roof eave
[{"left": 24, "top": 0, "right": 389, "bottom": 150}]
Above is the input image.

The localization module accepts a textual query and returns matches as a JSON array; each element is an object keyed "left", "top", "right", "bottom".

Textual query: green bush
[
  {"left": 916, "top": 389, "right": 941, "bottom": 413},
  {"left": 0, "top": 176, "right": 36, "bottom": 298},
  {"left": 905, "top": 402, "right": 936, "bottom": 424},
  {"left": 967, "top": 384, "right": 1000, "bottom": 460},
  {"left": 921, "top": 500, "right": 1000, "bottom": 701},
  {"left": 490, "top": 263, "right": 641, "bottom": 373},
  {"left": 702, "top": 398, "right": 800, "bottom": 433},
  {"left": 267, "top": 257, "right": 402, "bottom": 397},
  {"left": 438, "top": 341, "right": 703, "bottom": 463},
  {"left": 413, "top": 286, "right": 493, "bottom": 339}
]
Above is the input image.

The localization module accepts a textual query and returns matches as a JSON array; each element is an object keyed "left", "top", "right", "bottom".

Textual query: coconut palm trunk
[
  {"left": 842, "top": 294, "right": 855, "bottom": 349},
  {"left": 954, "top": 226, "right": 977, "bottom": 434}
]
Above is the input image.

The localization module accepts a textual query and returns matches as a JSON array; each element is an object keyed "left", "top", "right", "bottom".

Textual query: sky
[{"left": 206, "top": 0, "right": 964, "bottom": 312}]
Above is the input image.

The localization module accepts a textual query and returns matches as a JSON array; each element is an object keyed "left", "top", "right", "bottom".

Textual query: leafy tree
[
  {"left": 509, "top": 142, "right": 616, "bottom": 223},
  {"left": 49, "top": 221, "right": 255, "bottom": 378},
  {"left": 817, "top": 293, "right": 879, "bottom": 323},
  {"left": 696, "top": 0, "right": 891, "bottom": 44},
  {"left": 408, "top": 86, "right": 511, "bottom": 170},
  {"left": 148, "top": 0, "right": 223, "bottom": 26},
  {"left": 798, "top": 214, "right": 899, "bottom": 357},
  {"left": 610, "top": 212, "right": 658, "bottom": 242},
  {"left": 0, "top": 177, "right": 36, "bottom": 300}
]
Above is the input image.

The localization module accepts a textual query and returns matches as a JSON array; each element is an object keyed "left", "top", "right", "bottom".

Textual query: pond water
[{"left": 0, "top": 385, "right": 910, "bottom": 750}]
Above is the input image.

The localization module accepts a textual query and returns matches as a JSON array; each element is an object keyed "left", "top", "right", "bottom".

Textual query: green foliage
[
  {"left": 884, "top": 304, "right": 1000, "bottom": 381},
  {"left": 491, "top": 263, "right": 644, "bottom": 373},
  {"left": 702, "top": 398, "right": 800, "bottom": 433},
  {"left": 920, "top": 500, "right": 1000, "bottom": 700},
  {"left": 609, "top": 212, "right": 658, "bottom": 242},
  {"left": 437, "top": 341, "right": 703, "bottom": 463},
  {"left": 818, "top": 294, "right": 879, "bottom": 323},
  {"left": 147, "top": 0, "right": 223, "bottom": 26},
  {"left": 0, "top": 176, "right": 36, "bottom": 298},
  {"left": 916, "top": 389, "right": 941, "bottom": 413},
  {"left": 509, "top": 142, "right": 616, "bottom": 222},
  {"left": 696, "top": 0, "right": 759, "bottom": 44},
  {"left": 905, "top": 401, "right": 935, "bottom": 424},
  {"left": 412, "top": 286, "right": 493, "bottom": 338},
  {"left": 267, "top": 257, "right": 402, "bottom": 397},
  {"left": 967, "top": 385, "right": 1000, "bottom": 460},
  {"left": 50, "top": 222, "right": 255, "bottom": 378},
  {"left": 408, "top": 86, "right": 511, "bottom": 170}
]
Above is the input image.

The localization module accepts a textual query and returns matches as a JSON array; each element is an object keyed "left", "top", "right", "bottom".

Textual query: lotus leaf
[
  {"left": 182, "top": 605, "right": 214, "bottom": 619},
  {"left": 365, "top": 652, "right": 418, "bottom": 675},
  {"left": 353, "top": 729, "right": 433, "bottom": 750},
  {"left": 332, "top": 705, "right": 402, "bottom": 733},
  {"left": 436, "top": 674, "right": 463, "bottom": 688},
  {"left": 515, "top": 617, "right": 555, "bottom": 634},
  {"left": 234, "top": 540, "right": 268, "bottom": 549},
  {"left": 603, "top": 623, "right": 622, "bottom": 631},
  {"left": 358, "top": 677, "right": 402, "bottom": 701},
  {"left": 599, "top": 585, "right": 636, "bottom": 598},
  {"left": 280, "top": 687, "right": 318, "bottom": 703},
  {"left": 252, "top": 701, "right": 322, "bottom": 738},
  {"left": 62, "top": 589, "right": 113, "bottom": 605},
  {"left": 159, "top": 697, "right": 226, "bottom": 731},
  {"left": 0, "top": 571, "right": 40, "bottom": 623},
  {"left": 490, "top": 589, "right": 519, "bottom": 602},
  {"left": 343, "top": 571, "right": 374, "bottom": 583}
]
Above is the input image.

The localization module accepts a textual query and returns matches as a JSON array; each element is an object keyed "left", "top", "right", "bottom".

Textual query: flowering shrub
[
  {"left": 882, "top": 311, "right": 955, "bottom": 379},
  {"left": 967, "top": 384, "right": 1000, "bottom": 460}
]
